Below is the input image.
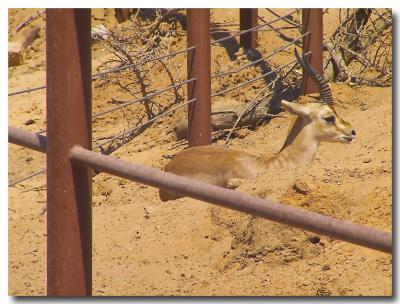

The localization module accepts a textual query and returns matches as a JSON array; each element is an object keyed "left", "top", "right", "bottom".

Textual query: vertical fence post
[
  {"left": 114, "top": 9, "right": 130, "bottom": 23},
  {"left": 187, "top": 9, "right": 212, "bottom": 147},
  {"left": 46, "top": 9, "right": 92, "bottom": 296},
  {"left": 301, "top": 8, "right": 323, "bottom": 94},
  {"left": 240, "top": 8, "right": 258, "bottom": 49}
]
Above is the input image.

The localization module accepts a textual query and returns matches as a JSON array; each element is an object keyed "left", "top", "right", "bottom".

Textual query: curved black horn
[{"left": 294, "top": 48, "right": 334, "bottom": 104}]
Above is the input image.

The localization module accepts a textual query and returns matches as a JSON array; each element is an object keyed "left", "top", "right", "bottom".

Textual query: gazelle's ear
[{"left": 281, "top": 100, "right": 311, "bottom": 117}]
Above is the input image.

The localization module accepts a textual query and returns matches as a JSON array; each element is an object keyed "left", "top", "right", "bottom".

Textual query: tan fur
[{"left": 159, "top": 101, "right": 355, "bottom": 202}]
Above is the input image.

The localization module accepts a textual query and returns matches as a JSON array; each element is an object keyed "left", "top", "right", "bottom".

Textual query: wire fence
[
  {"left": 93, "top": 98, "right": 197, "bottom": 149},
  {"left": 211, "top": 54, "right": 307, "bottom": 97},
  {"left": 10, "top": 8, "right": 305, "bottom": 187},
  {"left": 9, "top": 9, "right": 301, "bottom": 97},
  {"left": 93, "top": 78, "right": 196, "bottom": 119},
  {"left": 211, "top": 8, "right": 301, "bottom": 45},
  {"left": 212, "top": 32, "right": 309, "bottom": 79},
  {"left": 9, "top": 168, "right": 46, "bottom": 187},
  {"left": 8, "top": 46, "right": 196, "bottom": 97}
]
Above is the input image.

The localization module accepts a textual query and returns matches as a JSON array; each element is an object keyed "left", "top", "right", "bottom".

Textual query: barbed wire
[
  {"left": 211, "top": 8, "right": 301, "bottom": 45},
  {"left": 8, "top": 85, "right": 47, "bottom": 97},
  {"left": 93, "top": 98, "right": 196, "bottom": 150},
  {"left": 212, "top": 32, "right": 309, "bottom": 79},
  {"left": 265, "top": 9, "right": 301, "bottom": 28},
  {"left": 8, "top": 46, "right": 196, "bottom": 97},
  {"left": 212, "top": 51, "right": 310, "bottom": 98},
  {"left": 9, "top": 168, "right": 46, "bottom": 187},
  {"left": 224, "top": 57, "right": 302, "bottom": 145},
  {"left": 93, "top": 78, "right": 196, "bottom": 119},
  {"left": 9, "top": 9, "right": 306, "bottom": 186},
  {"left": 91, "top": 46, "right": 196, "bottom": 80},
  {"left": 210, "top": 25, "right": 300, "bottom": 35},
  {"left": 9, "top": 99, "right": 197, "bottom": 187},
  {"left": 34, "top": 77, "right": 196, "bottom": 134}
]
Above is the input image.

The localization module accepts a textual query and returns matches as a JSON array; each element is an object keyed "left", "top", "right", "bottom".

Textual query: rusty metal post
[
  {"left": 187, "top": 9, "right": 212, "bottom": 147},
  {"left": 301, "top": 8, "right": 323, "bottom": 94},
  {"left": 46, "top": 9, "right": 92, "bottom": 296},
  {"left": 114, "top": 9, "right": 130, "bottom": 23},
  {"left": 240, "top": 9, "right": 258, "bottom": 49}
]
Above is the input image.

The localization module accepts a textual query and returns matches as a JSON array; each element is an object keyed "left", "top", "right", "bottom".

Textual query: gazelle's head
[
  {"left": 280, "top": 49, "right": 356, "bottom": 147},
  {"left": 281, "top": 100, "right": 356, "bottom": 143}
]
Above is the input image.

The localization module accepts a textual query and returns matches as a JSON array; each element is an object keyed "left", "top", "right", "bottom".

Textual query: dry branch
[
  {"left": 324, "top": 9, "right": 392, "bottom": 86},
  {"left": 92, "top": 13, "right": 186, "bottom": 153},
  {"left": 14, "top": 9, "right": 45, "bottom": 33}
]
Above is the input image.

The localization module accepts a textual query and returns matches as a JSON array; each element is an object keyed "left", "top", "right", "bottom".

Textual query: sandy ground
[{"left": 8, "top": 9, "right": 392, "bottom": 296}]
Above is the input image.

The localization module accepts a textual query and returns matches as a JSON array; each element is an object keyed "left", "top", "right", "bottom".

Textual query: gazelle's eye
[{"left": 324, "top": 116, "right": 335, "bottom": 124}]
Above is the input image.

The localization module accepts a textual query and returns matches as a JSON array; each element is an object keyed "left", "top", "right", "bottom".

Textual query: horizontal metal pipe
[
  {"left": 69, "top": 145, "right": 392, "bottom": 254},
  {"left": 8, "top": 125, "right": 47, "bottom": 153},
  {"left": 8, "top": 126, "right": 392, "bottom": 253}
]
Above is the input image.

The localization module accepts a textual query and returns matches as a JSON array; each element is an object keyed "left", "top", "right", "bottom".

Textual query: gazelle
[{"left": 159, "top": 50, "right": 356, "bottom": 202}]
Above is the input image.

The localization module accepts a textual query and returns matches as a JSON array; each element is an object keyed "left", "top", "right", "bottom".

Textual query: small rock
[
  {"left": 293, "top": 180, "right": 309, "bottom": 195},
  {"left": 322, "top": 264, "right": 331, "bottom": 271},
  {"left": 247, "top": 252, "right": 257, "bottom": 258},
  {"left": 37, "top": 207, "right": 46, "bottom": 216},
  {"left": 363, "top": 158, "right": 372, "bottom": 163},
  {"left": 210, "top": 235, "right": 222, "bottom": 241},
  {"left": 142, "top": 259, "right": 151, "bottom": 266},
  {"left": 308, "top": 236, "right": 320, "bottom": 244},
  {"left": 360, "top": 103, "right": 368, "bottom": 111},
  {"left": 144, "top": 206, "right": 154, "bottom": 215},
  {"left": 237, "top": 130, "right": 250, "bottom": 139},
  {"left": 162, "top": 154, "right": 173, "bottom": 160},
  {"left": 24, "top": 119, "right": 35, "bottom": 125},
  {"left": 165, "top": 269, "right": 172, "bottom": 275},
  {"left": 316, "top": 287, "right": 331, "bottom": 296},
  {"left": 8, "top": 42, "right": 24, "bottom": 66},
  {"left": 244, "top": 91, "right": 256, "bottom": 103},
  {"left": 91, "top": 24, "right": 109, "bottom": 42},
  {"left": 25, "top": 156, "right": 33, "bottom": 162}
]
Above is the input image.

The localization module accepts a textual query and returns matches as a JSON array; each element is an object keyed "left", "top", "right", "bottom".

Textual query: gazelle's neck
[{"left": 259, "top": 117, "right": 320, "bottom": 169}]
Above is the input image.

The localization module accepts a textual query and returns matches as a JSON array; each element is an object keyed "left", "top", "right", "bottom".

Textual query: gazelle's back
[{"left": 159, "top": 145, "right": 260, "bottom": 201}]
